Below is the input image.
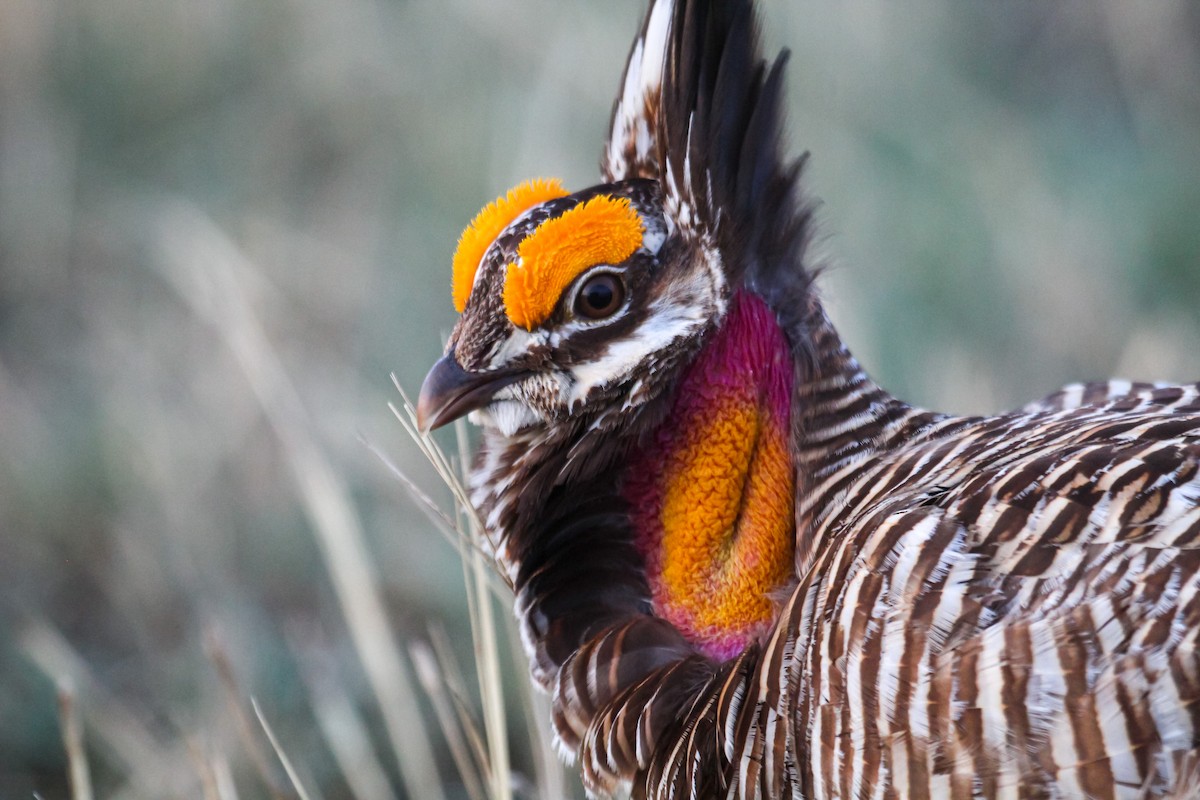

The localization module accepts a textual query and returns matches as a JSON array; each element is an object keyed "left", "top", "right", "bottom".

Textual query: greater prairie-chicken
[{"left": 416, "top": 1, "right": 1200, "bottom": 797}]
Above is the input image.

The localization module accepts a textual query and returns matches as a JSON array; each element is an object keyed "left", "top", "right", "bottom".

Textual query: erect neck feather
[{"left": 623, "top": 291, "right": 796, "bottom": 660}]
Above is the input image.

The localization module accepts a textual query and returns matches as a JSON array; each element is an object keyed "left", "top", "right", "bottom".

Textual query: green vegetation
[{"left": 1, "top": 1, "right": 1198, "bottom": 797}]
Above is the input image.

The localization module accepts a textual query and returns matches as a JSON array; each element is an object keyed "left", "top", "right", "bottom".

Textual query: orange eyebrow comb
[
  {"left": 451, "top": 178, "right": 568, "bottom": 313},
  {"left": 503, "top": 195, "right": 644, "bottom": 330}
]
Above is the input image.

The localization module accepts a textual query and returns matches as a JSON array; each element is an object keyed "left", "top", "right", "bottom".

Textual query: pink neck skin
[{"left": 624, "top": 291, "right": 796, "bottom": 661}]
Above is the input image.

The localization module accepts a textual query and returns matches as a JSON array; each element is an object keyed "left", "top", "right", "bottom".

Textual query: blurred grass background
[{"left": 2, "top": 0, "right": 1199, "bottom": 797}]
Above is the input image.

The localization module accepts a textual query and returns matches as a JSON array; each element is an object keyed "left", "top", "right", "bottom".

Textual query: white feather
[
  {"left": 565, "top": 283, "right": 713, "bottom": 405},
  {"left": 605, "top": 0, "right": 673, "bottom": 177}
]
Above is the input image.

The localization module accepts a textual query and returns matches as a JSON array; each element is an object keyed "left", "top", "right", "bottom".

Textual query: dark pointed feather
[{"left": 656, "top": 0, "right": 814, "bottom": 302}]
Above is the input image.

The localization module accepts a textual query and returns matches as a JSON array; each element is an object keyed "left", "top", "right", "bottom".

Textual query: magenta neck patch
[{"left": 624, "top": 291, "right": 796, "bottom": 661}]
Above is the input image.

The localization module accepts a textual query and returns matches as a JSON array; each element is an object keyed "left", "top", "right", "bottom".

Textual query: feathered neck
[
  {"left": 465, "top": 287, "right": 935, "bottom": 791},
  {"left": 466, "top": 290, "right": 920, "bottom": 678},
  {"left": 623, "top": 291, "right": 796, "bottom": 659},
  {"left": 466, "top": 337, "right": 687, "bottom": 687}
]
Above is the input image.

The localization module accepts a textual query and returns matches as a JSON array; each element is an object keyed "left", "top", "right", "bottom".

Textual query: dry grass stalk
[
  {"left": 154, "top": 202, "right": 564, "bottom": 799},
  {"left": 410, "top": 638, "right": 487, "bottom": 800},
  {"left": 394, "top": 398, "right": 592, "bottom": 798},
  {"left": 154, "top": 205, "right": 445, "bottom": 800},
  {"left": 362, "top": 432, "right": 509, "bottom": 601},
  {"left": 504, "top": 613, "right": 568, "bottom": 800},
  {"left": 185, "top": 737, "right": 222, "bottom": 800},
  {"left": 205, "top": 631, "right": 289, "bottom": 799},
  {"left": 388, "top": 384, "right": 488, "bottom": 539},
  {"left": 456, "top": 420, "right": 513, "bottom": 800},
  {"left": 21, "top": 621, "right": 186, "bottom": 793},
  {"left": 388, "top": 388, "right": 522, "bottom": 799},
  {"left": 291, "top": 633, "right": 399, "bottom": 800},
  {"left": 386, "top": 382, "right": 512, "bottom": 590},
  {"left": 252, "top": 698, "right": 317, "bottom": 800},
  {"left": 57, "top": 682, "right": 94, "bottom": 800},
  {"left": 426, "top": 625, "right": 496, "bottom": 784},
  {"left": 212, "top": 755, "right": 240, "bottom": 800}
]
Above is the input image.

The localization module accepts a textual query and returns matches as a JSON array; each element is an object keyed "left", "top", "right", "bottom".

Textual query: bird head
[
  {"left": 418, "top": 0, "right": 812, "bottom": 443},
  {"left": 418, "top": 177, "right": 725, "bottom": 436}
]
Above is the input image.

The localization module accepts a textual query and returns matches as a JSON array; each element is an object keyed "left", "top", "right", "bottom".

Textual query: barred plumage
[{"left": 417, "top": 1, "right": 1200, "bottom": 797}]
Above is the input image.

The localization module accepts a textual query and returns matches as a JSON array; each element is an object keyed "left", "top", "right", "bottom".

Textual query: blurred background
[{"left": 2, "top": 0, "right": 1199, "bottom": 797}]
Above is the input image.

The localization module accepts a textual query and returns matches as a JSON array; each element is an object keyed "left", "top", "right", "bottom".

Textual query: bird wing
[
  {"left": 559, "top": 387, "right": 1200, "bottom": 797},
  {"left": 776, "top": 398, "right": 1200, "bottom": 797},
  {"left": 1024, "top": 380, "right": 1200, "bottom": 416}
]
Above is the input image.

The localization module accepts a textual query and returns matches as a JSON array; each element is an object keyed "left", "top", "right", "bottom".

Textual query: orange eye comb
[
  {"left": 452, "top": 178, "right": 568, "bottom": 313},
  {"left": 503, "top": 195, "right": 644, "bottom": 330}
]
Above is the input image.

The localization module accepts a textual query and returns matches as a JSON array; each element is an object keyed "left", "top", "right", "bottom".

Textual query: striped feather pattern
[
  {"left": 471, "top": 307, "right": 1200, "bottom": 798},
  {"left": 753, "top": 327, "right": 1200, "bottom": 799},
  {"left": 632, "top": 352, "right": 1199, "bottom": 798}
]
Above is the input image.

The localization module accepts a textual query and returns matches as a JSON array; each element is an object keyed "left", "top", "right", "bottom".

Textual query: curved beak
[{"left": 416, "top": 352, "right": 525, "bottom": 432}]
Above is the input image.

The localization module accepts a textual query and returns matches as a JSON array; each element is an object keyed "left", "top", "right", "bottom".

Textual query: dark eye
[{"left": 574, "top": 273, "right": 625, "bottom": 320}]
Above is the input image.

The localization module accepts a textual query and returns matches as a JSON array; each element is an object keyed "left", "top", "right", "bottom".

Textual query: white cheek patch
[
  {"left": 470, "top": 400, "right": 540, "bottom": 437},
  {"left": 468, "top": 373, "right": 569, "bottom": 435},
  {"left": 486, "top": 326, "right": 547, "bottom": 370},
  {"left": 565, "top": 286, "right": 713, "bottom": 408}
]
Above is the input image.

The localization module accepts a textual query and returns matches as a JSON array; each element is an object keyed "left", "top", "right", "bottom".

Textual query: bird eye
[{"left": 574, "top": 273, "right": 625, "bottom": 320}]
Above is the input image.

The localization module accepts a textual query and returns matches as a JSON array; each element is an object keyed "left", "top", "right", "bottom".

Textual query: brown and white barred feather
[
  {"left": 553, "top": 314, "right": 1200, "bottom": 798},
  {"left": 776, "top": 329, "right": 1200, "bottom": 799}
]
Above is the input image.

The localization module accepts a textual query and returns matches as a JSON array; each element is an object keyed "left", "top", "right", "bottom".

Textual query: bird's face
[{"left": 417, "top": 177, "right": 725, "bottom": 436}]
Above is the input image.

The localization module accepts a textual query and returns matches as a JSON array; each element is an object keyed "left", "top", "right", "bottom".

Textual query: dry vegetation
[{"left": 2, "top": 1, "right": 1199, "bottom": 798}]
